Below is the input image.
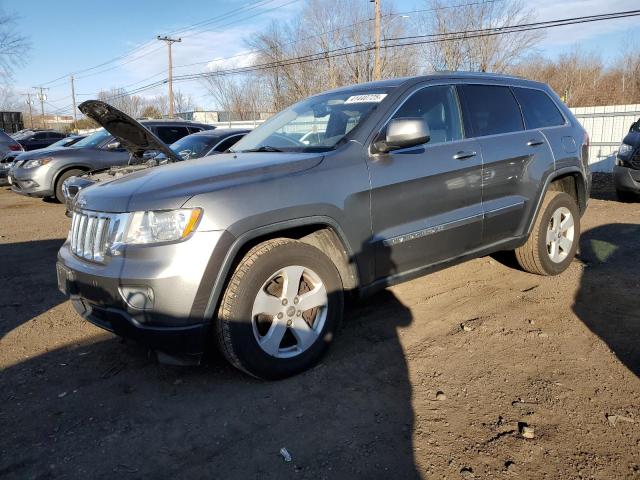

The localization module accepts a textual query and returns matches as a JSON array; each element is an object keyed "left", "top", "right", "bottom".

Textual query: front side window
[
  {"left": 390, "top": 85, "right": 463, "bottom": 145},
  {"left": 512, "top": 87, "right": 565, "bottom": 129},
  {"left": 34, "top": 132, "right": 48, "bottom": 140},
  {"left": 155, "top": 126, "right": 190, "bottom": 144},
  {"left": 460, "top": 85, "right": 524, "bottom": 137},
  {"left": 231, "top": 88, "right": 393, "bottom": 153}
]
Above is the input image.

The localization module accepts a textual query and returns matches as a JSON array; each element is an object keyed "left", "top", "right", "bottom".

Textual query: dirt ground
[{"left": 0, "top": 175, "right": 638, "bottom": 479}]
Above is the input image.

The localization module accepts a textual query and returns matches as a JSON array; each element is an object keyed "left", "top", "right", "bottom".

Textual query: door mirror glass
[{"left": 375, "top": 118, "right": 430, "bottom": 153}]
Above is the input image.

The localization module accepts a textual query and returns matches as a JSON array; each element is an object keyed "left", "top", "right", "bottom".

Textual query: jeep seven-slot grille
[{"left": 70, "top": 211, "right": 111, "bottom": 262}]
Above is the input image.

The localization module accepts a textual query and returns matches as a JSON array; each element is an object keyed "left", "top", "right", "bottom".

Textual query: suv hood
[
  {"left": 78, "top": 100, "right": 181, "bottom": 162},
  {"left": 76, "top": 151, "right": 324, "bottom": 212}
]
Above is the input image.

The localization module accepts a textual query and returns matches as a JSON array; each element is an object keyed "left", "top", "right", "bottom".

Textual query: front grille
[{"left": 70, "top": 211, "right": 112, "bottom": 262}]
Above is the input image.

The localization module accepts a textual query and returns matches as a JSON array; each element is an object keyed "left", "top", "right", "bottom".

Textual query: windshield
[
  {"left": 72, "top": 129, "right": 111, "bottom": 149},
  {"left": 169, "top": 134, "right": 217, "bottom": 160},
  {"left": 48, "top": 137, "right": 73, "bottom": 148},
  {"left": 230, "top": 89, "right": 392, "bottom": 153}
]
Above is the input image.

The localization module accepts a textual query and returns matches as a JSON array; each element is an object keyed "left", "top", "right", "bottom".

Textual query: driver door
[{"left": 367, "top": 84, "right": 484, "bottom": 279}]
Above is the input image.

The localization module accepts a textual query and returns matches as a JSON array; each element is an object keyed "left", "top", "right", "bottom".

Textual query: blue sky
[{"left": 7, "top": 0, "right": 640, "bottom": 115}]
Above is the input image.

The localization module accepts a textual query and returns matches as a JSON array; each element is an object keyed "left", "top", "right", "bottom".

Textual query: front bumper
[
  {"left": 613, "top": 164, "right": 640, "bottom": 193},
  {"left": 10, "top": 165, "right": 55, "bottom": 197},
  {"left": 57, "top": 228, "right": 226, "bottom": 354}
]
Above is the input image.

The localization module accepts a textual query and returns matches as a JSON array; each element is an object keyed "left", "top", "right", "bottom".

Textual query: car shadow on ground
[
  {"left": 0, "top": 238, "right": 67, "bottom": 338},
  {"left": 573, "top": 223, "right": 640, "bottom": 377},
  {"left": 0, "top": 242, "right": 421, "bottom": 478}
]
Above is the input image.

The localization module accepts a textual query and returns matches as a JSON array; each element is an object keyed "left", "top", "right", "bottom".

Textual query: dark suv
[
  {"left": 57, "top": 73, "right": 590, "bottom": 379},
  {"left": 15, "top": 130, "right": 67, "bottom": 150},
  {"left": 9, "top": 119, "right": 213, "bottom": 202}
]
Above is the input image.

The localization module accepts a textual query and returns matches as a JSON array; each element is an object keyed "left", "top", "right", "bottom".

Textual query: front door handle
[
  {"left": 453, "top": 151, "right": 477, "bottom": 160},
  {"left": 527, "top": 139, "right": 545, "bottom": 147}
]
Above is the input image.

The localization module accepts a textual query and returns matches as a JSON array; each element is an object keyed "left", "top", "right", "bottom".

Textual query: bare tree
[
  {"left": 419, "top": 0, "right": 541, "bottom": 73},
  {"left": 173, "top": 90, "right": 195, "bottom": 114},
  {"left": 0, "top": 84, "right": 20, "bottom": 110},
  {"left": 243, "top": 0, "right": 417, "bottom": 111},
  {"left": 0, "top": 9, "right": 29, "bottom": 80},
  {"left": 201, "top": 69, "right": 267, "bottom": 120}
]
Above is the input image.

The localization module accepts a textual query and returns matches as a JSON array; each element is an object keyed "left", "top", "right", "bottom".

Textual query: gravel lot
[{"left": 1, "top": 175, "right": 638, "bottom": 479}]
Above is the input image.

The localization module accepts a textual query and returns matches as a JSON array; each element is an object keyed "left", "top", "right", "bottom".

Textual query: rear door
[
  {"left": 367, "top": 83, "right": 483, "bottom": 279},
  {"left": 458, "top": 84, "right": 555, "bottom": 245}
]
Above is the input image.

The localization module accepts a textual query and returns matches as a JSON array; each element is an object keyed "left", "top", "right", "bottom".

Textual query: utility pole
[
  {"left": 70, "top": 75, "right": 78, "bottom": 129},
  {"left": 33, "top": 86, "right": 49, "bottom": 128},
  {"left": 157, "top": 35, "right": 181, "bottom": 118},
  {"left": 22, "top": 93, "right": 35, "bottom": 129},
  {"left": 372, "top": 0, "right": 381, "bottom": 80}
]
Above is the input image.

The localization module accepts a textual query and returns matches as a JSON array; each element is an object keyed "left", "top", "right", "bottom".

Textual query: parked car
[
  {"left": 57, "top": 73, "right": 591, "bottom": 379},
  {"left": 9, "top": 108, "right": 213, "bottom": 202},
  {"left": 1, "top": 134, "right": 86, "bottom": 167},
  {"left": 0, "top": 131, "right": 24, "bottom": 185},
  {"left": 613, "top": 126, "right": 640, "bottom": 201},
  {"left": 14, "top": 130, "right": 67, "bottom": 151},
  {"left": 61, "top": 104, "right": 249, "bottom": 212}
]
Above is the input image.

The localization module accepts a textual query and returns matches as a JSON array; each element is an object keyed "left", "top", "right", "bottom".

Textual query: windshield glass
[
  {"left": 72, "top": 129, "right": 111, "bottom": 149},
  {"left": 230, "top": 89, "right": 392, "bottom": 153},
  {"left": 170, "top": 134, "right": 217, "bottom": 160},
  {"left": 47, "top": 137, "right": 73, "bottom": 148}
]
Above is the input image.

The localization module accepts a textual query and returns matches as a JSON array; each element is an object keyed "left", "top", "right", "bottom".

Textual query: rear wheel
[
  {"left": 514, "top": 191, "right": 580, "bottom": 275},
  {"left": 216, "top": 238, "right": 343, "bottom": 379},
  {"left": 54, "top": 169, "right": 84, "bottom": 203}
]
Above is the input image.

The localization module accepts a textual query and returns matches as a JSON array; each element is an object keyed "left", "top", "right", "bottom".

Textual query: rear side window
[
  {"left": 155, "top": 126, "right": 190, "bottom": 144},
  {"left": 459, "top": 85, "right": 523, "bottom": 137},
  {"left": 214, "top": 134, "right": 244, "bottom": 152},
  {"left": 512, "top": 87, "right": 565, "bottom": 129}
]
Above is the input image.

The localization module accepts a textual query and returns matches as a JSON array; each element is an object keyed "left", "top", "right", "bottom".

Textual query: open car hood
[{"left": 78, "top": 100, "right": 181, "bottom": 163}]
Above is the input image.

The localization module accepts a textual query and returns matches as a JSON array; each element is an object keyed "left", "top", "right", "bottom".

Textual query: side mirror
[
  {"left": 373, "top": 118, "right": 430, "bottom": 154},
  {"left": 106, "top": 141, "right": 121, "bottom": 150}
]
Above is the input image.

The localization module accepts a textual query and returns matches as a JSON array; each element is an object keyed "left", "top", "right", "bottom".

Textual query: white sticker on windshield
[{"left": 344, "top": 94, "right": 387, "bottom": 104}]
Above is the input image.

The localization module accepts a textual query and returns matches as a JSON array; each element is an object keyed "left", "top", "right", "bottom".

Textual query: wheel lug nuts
[
  {"left": 293, "top": 297, "right": 299, "bottom": 304},
  {"left": 286, "top": 319, "right": 292, "bottom": 326},
  {"left": 277, "top": 313, "right": 283, "bottom": 319},
  {"left": 281, "top": 299, "right": 288, "bottom": 306},
  {"left": 296, "top": 310, "right": 301, "bottom": 316}
]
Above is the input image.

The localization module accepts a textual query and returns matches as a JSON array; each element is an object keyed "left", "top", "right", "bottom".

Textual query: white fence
[{"left": 569, "top": 104, "right": 639, "bottom": 172}]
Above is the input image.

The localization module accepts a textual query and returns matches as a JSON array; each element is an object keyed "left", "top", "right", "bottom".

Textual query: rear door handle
[
  {"left": 453, "top": 151, "right": 477, "bottom": 160},
  {"left": 527, "top": 139, "right": 544, "bottom": 147}
]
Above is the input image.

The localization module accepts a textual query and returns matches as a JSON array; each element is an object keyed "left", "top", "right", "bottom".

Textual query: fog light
[{"left": 119, "top": 286, "right": 154, "bottom": 311}]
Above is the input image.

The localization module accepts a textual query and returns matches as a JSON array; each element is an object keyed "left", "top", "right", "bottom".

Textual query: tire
[
  {"left": 616, "top": 188, "right": 639, "bottom": 202},
  {"left": 216, "top": 238, "right": 344, "bottom": 379},
  {"left": 54, "top": 169, "right": 84, "bottom": 204},
  {"left": 514, "top": 191, "right": 580, "bottom": 276}
]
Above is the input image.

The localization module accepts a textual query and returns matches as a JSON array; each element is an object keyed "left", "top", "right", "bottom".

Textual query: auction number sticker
[{"left": 344, "top": 93, "right": 387, "bottom": 104}]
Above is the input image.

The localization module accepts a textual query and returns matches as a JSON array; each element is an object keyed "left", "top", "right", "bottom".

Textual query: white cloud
[{"left": 532, "top": 0, "right": 640, "bottom": 48}]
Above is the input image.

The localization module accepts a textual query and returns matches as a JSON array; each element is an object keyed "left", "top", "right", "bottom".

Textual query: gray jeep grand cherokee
[{"left": 57, "top": 73, "right": 591, "bottom": 379}]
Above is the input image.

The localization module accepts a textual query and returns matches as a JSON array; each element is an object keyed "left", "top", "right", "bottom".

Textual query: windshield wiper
[{"left": 240, "top": 145, "right": 284, "bottom": 153}]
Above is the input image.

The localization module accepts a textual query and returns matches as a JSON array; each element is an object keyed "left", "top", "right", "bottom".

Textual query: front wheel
[
  {"left": 216, "top": 238, "right": 343, "bottom": 379},
  {"left": 514, "top": 191, "right": 580, "bottom": 276},
  {"left": 54, "top": 169, "right": 84, "bottom": 203}
]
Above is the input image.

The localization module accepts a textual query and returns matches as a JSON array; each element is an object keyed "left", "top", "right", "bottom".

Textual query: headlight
[
  {"left": 123, "top": 208, "right": 202, "bottom": 245},
  {"left": 618, "top": 143, "right": 633, "bottom": 156},
  {"left": 23, "top": 157, "right": 53, "bottom": 169}
]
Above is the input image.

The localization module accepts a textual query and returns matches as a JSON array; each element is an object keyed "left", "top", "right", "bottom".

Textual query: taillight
[{"left": 9, "top": 143, "right": 23, "bottom": 151}]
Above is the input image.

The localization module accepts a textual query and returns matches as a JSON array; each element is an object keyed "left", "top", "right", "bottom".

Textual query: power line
[
  {"left": 54, "top": 9, "right": 640, "bottom": 108},
  {"left": 38, "top": 0, "right": 297, "bottom": 87}
]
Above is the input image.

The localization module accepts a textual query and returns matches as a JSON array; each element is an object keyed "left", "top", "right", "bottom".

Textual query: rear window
[
  {"left": 512, "top": 87, "right": 565, "bottom": 129},
  {"left": 459, "top": 85, "right": 523, "bottom": 137}
]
